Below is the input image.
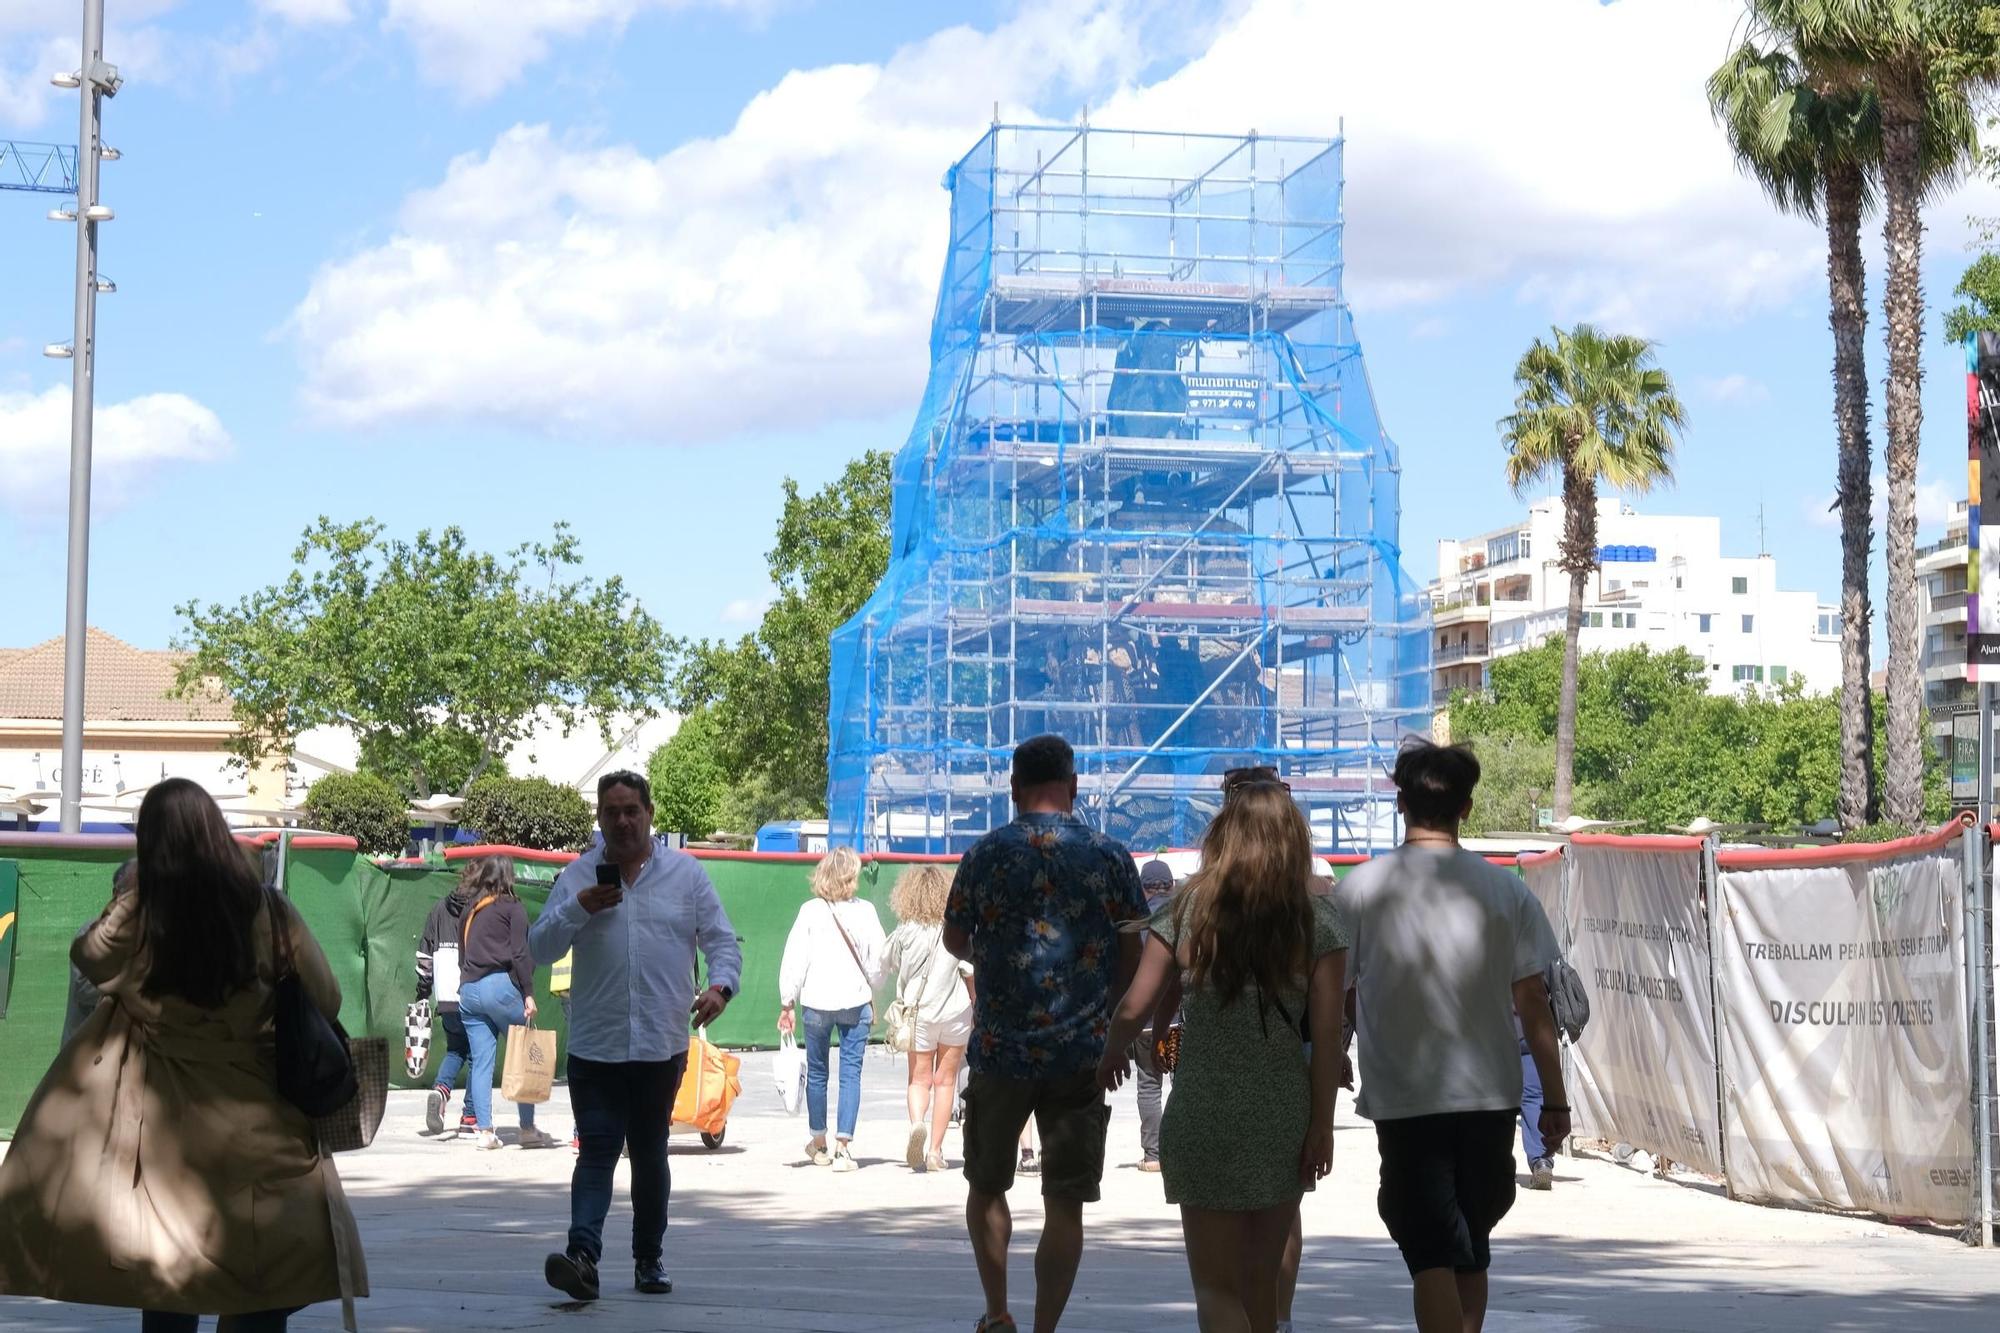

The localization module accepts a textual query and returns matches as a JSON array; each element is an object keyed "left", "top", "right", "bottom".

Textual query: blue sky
[{"left": 2, "top": 0, "right": 1995, "bottom": 658}]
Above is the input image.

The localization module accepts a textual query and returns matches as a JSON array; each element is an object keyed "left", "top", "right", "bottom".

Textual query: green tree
[
  {"left": 1457, "top": 734, "right": 1557, "bottom": 837},
  {"left": 1943, "top": 249, "right": 2000, "bottom": 343},
  {"left": 459, "top": 775, "right": 594, "bottom": 851},
  {"left": 1752, "top": 0, "right": 1993, "bottom": 825},
  {"left": 1499, "top": 326, "right": 1687, "bottom": 819},
  {"left": 302, "top": 771, "right": 409, "bottom": 855},
  {"left": 174, "top": 519, "right": 669, "bottom": 798},
  {"left": 1710, "top": 32, "right": 1883, "bottom": 829},
  {"left": 676, "top": 452, "right": 892, "bottom": 819},
  {"left": 648, "top": 708, "right": 728, "bottom": 841}
]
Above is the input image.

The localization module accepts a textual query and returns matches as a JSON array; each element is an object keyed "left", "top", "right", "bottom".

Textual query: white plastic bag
[{"left": 772, "top": 1032, "right": 806, "bottom": 1116}]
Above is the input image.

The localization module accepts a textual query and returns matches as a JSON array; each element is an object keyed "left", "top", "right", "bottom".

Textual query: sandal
[{"left": 974, "top": 1315, "right": 1017, "bottom": 1330}]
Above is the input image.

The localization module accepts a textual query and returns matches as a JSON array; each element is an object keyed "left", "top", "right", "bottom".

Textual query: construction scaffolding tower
[{"left": 827, "top": 123, "right": 1431, "bottom": 854}]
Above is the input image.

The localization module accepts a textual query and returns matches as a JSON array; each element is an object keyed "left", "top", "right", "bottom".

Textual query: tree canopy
[
  {"left": 673, "top": 452, "right": 892, "bottom": 829},
  {"left": 174, "top": 519, "right": 669, "bottom": 798},
  {"left": 648, "top": 707, "right": 728, "bottom": 842},
  {"left": 1449, "top": 639, "right": 1947, "bottom": 833}
]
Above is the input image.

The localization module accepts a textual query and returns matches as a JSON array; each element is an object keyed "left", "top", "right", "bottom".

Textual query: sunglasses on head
[{"left": 1221, "top": 767, "right": 1290, "bottom": 797}]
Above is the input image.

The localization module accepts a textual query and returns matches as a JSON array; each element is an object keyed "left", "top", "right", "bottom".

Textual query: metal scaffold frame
[{"left": 828, "top": 124, "right": 1431, "bottom": 854}]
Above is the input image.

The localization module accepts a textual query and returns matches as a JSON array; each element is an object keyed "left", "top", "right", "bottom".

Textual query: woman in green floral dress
[{"left": 1098, "top": 781, "right": 1349, "bottom": 1333}]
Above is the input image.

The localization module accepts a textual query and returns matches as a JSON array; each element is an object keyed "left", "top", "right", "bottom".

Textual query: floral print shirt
[{"left": 945, "top": 812, "right": 1146, "bottom": 1078}]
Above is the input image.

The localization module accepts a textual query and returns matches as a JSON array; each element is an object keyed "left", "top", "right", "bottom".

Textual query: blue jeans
[
  {"left": 434, "top": 1007, "right": 470, "bottom": 1091},
  {"left": 1519, "top": 1039, "right": 1545, "bottom": 1161},
  {"left": 459, "top": 971, "right": 536, "bottom": 1132},
  {"left": 568, "top": 1054, "right": 686, "bottom": 1264},
  {"left": 803, "top": 1003, "right": 871, "bottom": 1140}
]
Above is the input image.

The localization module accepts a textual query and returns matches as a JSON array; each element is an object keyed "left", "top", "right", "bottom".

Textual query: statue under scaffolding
[{"left": 827, "top": 124, "right": 1431, "bottom": 853}]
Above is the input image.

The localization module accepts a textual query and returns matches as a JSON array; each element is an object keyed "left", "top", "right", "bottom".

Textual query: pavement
[{"left": 1, "top": 1045, "right": 1996, "bottom": 1331}]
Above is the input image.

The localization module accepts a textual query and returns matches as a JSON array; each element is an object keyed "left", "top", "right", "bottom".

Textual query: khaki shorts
[
  {"left": 913, "top": 1010, "right": 973, "bottom": 1052},
  {"left": 962, "top": 1068, "right": 1111, "bottom": 1203}
]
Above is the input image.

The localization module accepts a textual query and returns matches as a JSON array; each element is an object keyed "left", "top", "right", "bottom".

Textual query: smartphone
[{"left": 595, "top": 861, "right": 624, "bottom": 902}]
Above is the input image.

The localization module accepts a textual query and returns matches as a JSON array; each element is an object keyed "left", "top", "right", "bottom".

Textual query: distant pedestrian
[
  {"left": 1132, "top": 857, "right": 1177, "bottom": 1175},
  {"left": 1517, "top": 1014, "right": 1554, "bottom": 1190},
  {"left": 778, "top": 846, "right": 887, "bottom": 1172},
  {"left": 60, "top": 858, "right": 134, "bottom": 1047},
  {"left": 0, "top": 778, "right": 368, "bottom": 1331},
  {"left": 1099, "top": 781, "right": 1348, "bottom": 1333},
  {"left": 1333, "top": 741, "right": 1570, "bottom": 1333},
  {"left": 944, "top": 734, "right": 1146, "bottom": 1333},
  {"left": 415, "top": 870, "right": 478, "bottom": 1138},
  {"left": 529, "top": 772, "right": 742, "bottom": 1304},
  {"left": 884, "top": 862, "right": 974, "bottom": 1172},
  {"left": 454, "top": 857, "right": 557, "bottom": 1151}
]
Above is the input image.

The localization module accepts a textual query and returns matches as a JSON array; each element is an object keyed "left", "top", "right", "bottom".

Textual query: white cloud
[
  {"left": 1697, "top": 374, "right": 1773, "bottom": 405},
  {"left": 720, "top": 596, "right": 771, "bottom": 626},
  {"left": 1804, "top": 473, "right": 1960, "bottom": 533},
  {"left": 255, "top": 0, "right": 355, "bottom": 23},
  {"left": 381, "top": 0, "right": 761, "bottom": 101},
  {"left": 0, "top": 387, "right": 233, "bottom": 514},
  {"left": 287, "top": 0, "right": 2000, "bottom": 444}
]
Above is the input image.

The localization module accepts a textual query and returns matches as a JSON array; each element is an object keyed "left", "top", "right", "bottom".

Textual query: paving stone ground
[{"left": 2, "top": 1046, "right": 1995, "bottom": 1331}]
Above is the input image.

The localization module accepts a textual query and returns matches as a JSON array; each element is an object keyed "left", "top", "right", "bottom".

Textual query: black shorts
[
  {"left": 962, "top": 1068, "right": 1111, "bottom": 1203},
  {"left": 1374, "top": 1110, "right": 1518, "bottom": 1276}
]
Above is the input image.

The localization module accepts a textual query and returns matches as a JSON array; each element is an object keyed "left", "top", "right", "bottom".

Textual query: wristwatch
[{"left": 714, "top": 984, "right": 734, "bottom": 1002}]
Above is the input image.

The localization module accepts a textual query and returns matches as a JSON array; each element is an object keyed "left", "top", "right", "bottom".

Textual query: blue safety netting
[{"left": 827, "top": 125, "right": 1432, "bottom": 853}]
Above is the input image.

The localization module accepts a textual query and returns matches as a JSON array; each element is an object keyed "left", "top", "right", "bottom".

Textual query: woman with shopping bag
[
  {"left": 455, "top": 857, "right": 558, "bottom": 1150},
  {"left": 0, "top": 779, "right": 368, "bottom": 1331},
  {"left": 776, "top": 847, "right": 886, "bottom": 1172}
]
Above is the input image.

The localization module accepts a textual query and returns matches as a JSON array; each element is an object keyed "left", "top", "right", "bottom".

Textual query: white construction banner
[
  {"left": 1561, "top": 840, "right": 1722, "bottom": 1173},
  {"left": 1718, "top": 846, "right": 1973, "bottom": 1223}
]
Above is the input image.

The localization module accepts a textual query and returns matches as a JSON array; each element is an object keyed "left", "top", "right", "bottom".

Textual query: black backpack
[{"left": 1544, "top": 956, "right": 1590, "bottom": 1044}]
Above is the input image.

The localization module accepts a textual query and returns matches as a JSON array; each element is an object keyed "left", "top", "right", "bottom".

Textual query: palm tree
[
  {"left": 1709, "top": 39, "right": 1882, "bottom": 829},
  {"left": 1759, "top": 0, "right": 1991, "bottom": 825},
  {"left": 1501, "top": 326, "right": 1687, "bottom": 819}
]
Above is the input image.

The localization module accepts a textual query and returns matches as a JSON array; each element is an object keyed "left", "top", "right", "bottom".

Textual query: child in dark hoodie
[{"left": 416, "top": 875, "right": 478, "bottom": 1136}]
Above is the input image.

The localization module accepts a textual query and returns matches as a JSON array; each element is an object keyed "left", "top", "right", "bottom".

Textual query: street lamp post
[{"left": 55, "top": 0, "right": 118, "bottom": 834}]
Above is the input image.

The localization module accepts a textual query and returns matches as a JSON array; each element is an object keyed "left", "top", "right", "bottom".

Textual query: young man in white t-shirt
[{"left": 1334, "top": 740, "right": 1570, "bottom": 1333}]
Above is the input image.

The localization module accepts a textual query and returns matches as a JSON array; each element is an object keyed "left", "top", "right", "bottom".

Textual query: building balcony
[
  {"left": 1924, "top": 657, "right": 1967, "bottom": 685},
  {"left": 1917, "top": 539, "right": 1968, "bottom": 572},
  {"left": 1432, "top": 600, "right": 1491, "bottom": 627},
  {"left": 1435, "top": 641, "right": 1490, "bottom": 664}
]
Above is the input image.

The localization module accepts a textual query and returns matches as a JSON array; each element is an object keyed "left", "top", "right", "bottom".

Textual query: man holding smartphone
[{"left": 529, "top": 771, "right": 742, "bottom": 1303}]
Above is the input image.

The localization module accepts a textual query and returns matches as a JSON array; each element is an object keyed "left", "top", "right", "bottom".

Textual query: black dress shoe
[
  {"left": 545, "top": 1249, "right": 600, "bottom": 1302},
  {"left": 635, "top": 1259, "right": 673, "bottom": 1295}
]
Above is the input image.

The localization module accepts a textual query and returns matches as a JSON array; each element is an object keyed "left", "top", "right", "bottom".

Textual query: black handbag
[{"left": 268, "top": 890, "right": 358, "bottom": 1118}]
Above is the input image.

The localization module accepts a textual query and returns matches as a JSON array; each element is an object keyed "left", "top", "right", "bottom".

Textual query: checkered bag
[
  {"left": 314, "top": 1036, "right": 390, "bottom": 1154},
  {"left": 404, "top": 998, "right": 432, "bottom": 1079}
]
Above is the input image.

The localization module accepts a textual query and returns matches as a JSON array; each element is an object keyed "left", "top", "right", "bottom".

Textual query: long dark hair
[
  {"left": 1176, "top": 781, "right": 1314, "bottom": 1009},
  {"left": 136, "top": 778, "right": 265, "bottom": 1008}
]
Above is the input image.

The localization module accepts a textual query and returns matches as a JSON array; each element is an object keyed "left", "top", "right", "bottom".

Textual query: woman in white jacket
[
  {"left": 777, "top": 847, "right": 886, "bottom": 1171},
  {"left": 883, "top": 864, "right": 974, "bottom": 1173}
]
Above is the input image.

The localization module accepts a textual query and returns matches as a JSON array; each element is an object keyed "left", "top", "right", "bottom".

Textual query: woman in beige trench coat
[{"left": 0, "top": 779, "right": 367, "bottom": 1331}]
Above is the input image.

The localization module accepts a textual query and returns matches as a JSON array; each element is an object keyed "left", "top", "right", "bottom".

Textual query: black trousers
[
  {"left": 567, "top": 1054, "right": 688, "bottom": 1265},
  {"left": 141, "top": 1308, "right": 296, "bottom": 1332}
]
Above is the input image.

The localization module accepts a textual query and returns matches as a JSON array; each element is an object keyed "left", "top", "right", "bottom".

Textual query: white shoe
[
  {"left": 831, "top": 1141, "right": 858, "bottom": 1173},
  {"left": 906, "top": 1122, "right": 928, "bottom": 1170},
  {"left": 474, "top": 1130, "right": 504, "bottom": 1151},
  {"left": 1528, "top": 1157, "right": 1555, "bottom": 1190}
]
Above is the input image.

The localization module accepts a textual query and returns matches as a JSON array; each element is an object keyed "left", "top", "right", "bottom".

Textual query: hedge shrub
[
  {"left": 303, "top": 771, "right": 410, "bottom": 855},
  {"left": 461, "top": 775, "right": 594, "bottom": 851}
]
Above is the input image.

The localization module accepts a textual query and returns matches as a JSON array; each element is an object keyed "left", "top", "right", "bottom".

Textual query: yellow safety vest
[{"left": 550, "top": 950, "right": 573, "bottom": 995}]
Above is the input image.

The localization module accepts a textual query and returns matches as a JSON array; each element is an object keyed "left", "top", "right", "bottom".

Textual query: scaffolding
[{"left": 827, "top": 124, "right": 1431, "bottom": 854}]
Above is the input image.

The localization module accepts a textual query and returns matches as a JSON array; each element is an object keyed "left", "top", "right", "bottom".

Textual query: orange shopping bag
[{"left": 672, "top": 1030, "right": 742, "bottom": 1138}]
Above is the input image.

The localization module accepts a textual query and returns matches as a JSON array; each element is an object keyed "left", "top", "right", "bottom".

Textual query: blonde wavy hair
[
  {"left": 810, "top": 846, "right": 861, "bottom": 902},
  {"left": 890, "top": 863, "right": 952, "bottom": 924}
]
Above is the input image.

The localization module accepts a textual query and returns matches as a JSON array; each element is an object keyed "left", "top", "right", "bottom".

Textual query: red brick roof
[{"left": 0, "top": 628, "right": 235, "bottom": 723}]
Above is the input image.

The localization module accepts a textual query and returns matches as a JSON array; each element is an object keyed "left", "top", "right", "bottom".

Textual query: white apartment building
[
  {"left": 1917, "top": 501, "right": 1975, "bottom": 792},
  {"left": 1427, "top": 498, "right": 1841, "bottom": 711}
]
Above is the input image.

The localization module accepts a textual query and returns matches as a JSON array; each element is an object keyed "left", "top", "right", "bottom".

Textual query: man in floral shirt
[{"left": 944, "top": 734, "right": 1145, "bottom": 1333}]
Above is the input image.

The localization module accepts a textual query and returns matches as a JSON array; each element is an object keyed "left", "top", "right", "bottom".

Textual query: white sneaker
[
  {"left": 474, "top": 1130, "right": 504, "bottom": 1151},
  {"left": 906, "top": 1123, "right": 928, "bottom": 1170},
  {"left": 1528, "top": 1157, "right": 1555, "bottom": 1190},
  {"left": 831, "top": 1141, "right": 858, "bottom": 1173}
]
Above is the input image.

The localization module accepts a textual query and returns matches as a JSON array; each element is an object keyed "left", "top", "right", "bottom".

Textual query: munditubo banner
[
  {"left": 1562, "top": 841, "right": 1722, "bottom": 1174},
  {"left": 1718, "top": 848, "right": 1972, "bottom": 1223},
  {"left": 1970, "top": 331, "right": 2000, "bottom": 678}
]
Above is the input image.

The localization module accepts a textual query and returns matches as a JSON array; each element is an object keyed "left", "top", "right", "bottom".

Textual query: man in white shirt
[
  {"left": 1334, "top": 740, "right": 1569, "bottom": 1333},
  {"left": 529, "top": 772, "right": 742, "bottom": 1304}
]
